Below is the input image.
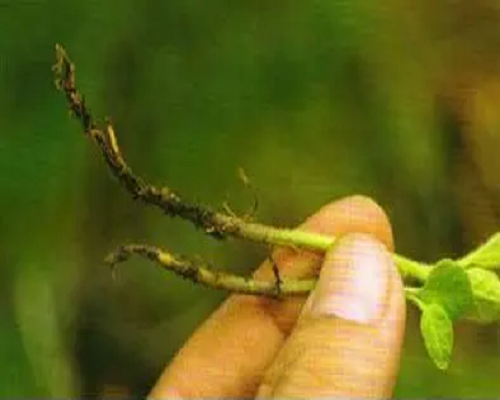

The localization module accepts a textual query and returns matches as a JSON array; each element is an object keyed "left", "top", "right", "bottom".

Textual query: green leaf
[
  {"left": 417, "top": 259, "right": 473, "bottom": 320},
  {"left": 466, "top": 268, "right": 500, "bottom": 323},
  {"left": 420, "top": 303, "right": 454, "bottom": 370},
  {"left": 458, "top": 233, "right": 500, "bottom": 270}
]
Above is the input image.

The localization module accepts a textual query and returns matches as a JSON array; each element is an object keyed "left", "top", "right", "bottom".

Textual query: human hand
[{"left": 149, "top": 196, "right": 406, "bottom": 398}]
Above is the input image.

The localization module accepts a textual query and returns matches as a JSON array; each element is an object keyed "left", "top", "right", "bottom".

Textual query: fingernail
[{"left": 306, "top": 233, "right": 393, "bottom": 324}]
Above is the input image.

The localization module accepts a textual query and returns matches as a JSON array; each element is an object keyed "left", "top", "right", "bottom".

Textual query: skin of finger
[
  {"left": 149, "top": 196, "right": 394, "bottom": 399},
  {"left": 257, "top": 239, "right": 406, "bottom": 398}
]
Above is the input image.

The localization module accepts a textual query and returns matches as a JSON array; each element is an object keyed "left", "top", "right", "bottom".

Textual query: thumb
[{"left": 257, "top": 233, "right": 406, "bottom": 399}]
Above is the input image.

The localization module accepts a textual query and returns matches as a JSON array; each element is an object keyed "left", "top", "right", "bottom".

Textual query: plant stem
[
  {"left": 106, "top": 244, "right": 316, "bottom": 296},
  {"left": 53, "top": 43, "right": 432, "bottom": 297},
  {"left": 393, "top": 253, "right": 431, "bottom": 282},
  {"left": 232, "top": 221, "right": 334, "bottom": 251}
]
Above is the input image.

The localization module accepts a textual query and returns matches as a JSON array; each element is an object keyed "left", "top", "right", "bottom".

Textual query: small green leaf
[
  {"left": 466, "top": 268, "right": 500, "bottom": 323},
  {"left": 420, "top": 303, "right": 454, "bottom": 370},
  {"left": 417, "top": 259, "right": 473, "bottom": 320},
  {"left": 458, "top": 233, "right": 500, "bottom": 270}
]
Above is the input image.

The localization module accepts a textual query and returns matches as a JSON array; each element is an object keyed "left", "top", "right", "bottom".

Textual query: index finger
[{"left": 149, "top": 195, "right": 394, "bottom": 399}]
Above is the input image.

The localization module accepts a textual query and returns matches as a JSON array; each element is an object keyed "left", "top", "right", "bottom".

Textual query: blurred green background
[{"left": 2, "top": 0, "right": 500, "bottom": 397}]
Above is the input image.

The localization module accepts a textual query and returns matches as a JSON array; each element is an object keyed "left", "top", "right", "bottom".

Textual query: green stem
[
  {"left": 236, "top": 220, "right": 431, "bottom": 284},
  {"left": 393, "top": 253, "right": 431, "bottom": 282},
  {"left": 229, "top": 219, "right": 334, "bottom": 251}
]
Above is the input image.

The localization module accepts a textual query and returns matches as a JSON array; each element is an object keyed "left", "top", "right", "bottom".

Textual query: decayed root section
[
  {"left": 53, "top": 44, "right": 232, "bottom": 239},
  {"left": 106, "top": 244, "right": 316, "bottom": 296}
]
